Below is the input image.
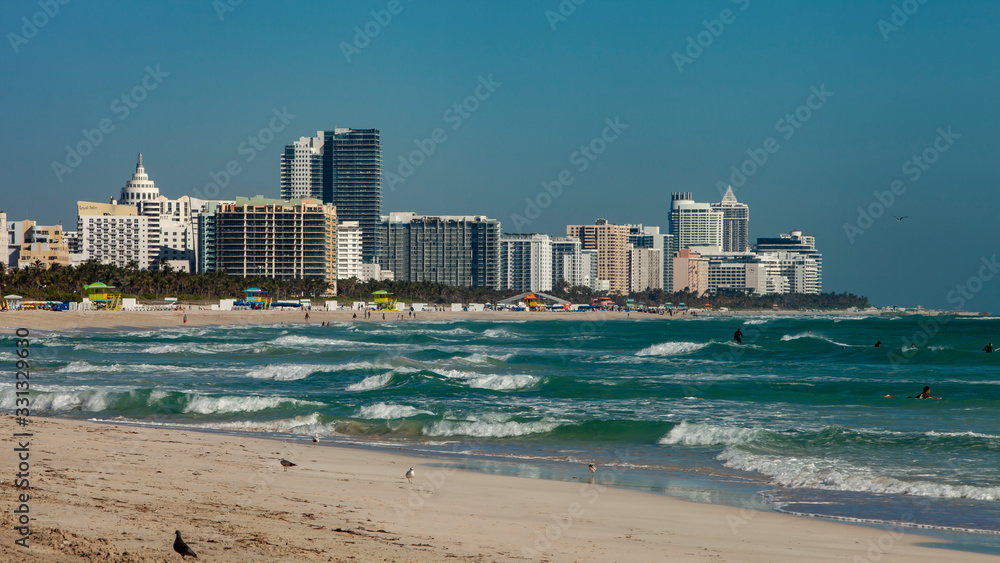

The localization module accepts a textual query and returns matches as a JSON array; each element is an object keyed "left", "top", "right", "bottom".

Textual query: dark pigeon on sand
[{"left": 174, "top": 530, "right": 197, "bottom": 558}]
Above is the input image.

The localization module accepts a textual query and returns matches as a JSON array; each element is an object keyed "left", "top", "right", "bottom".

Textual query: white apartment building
[
  {"left": 500, "top": 233, "right": 553, "bottom": 293},
  {"left": 551, "top": 236, "right": 582, "bottom": 288},
  {"left": 76, "top": 201, "right": 149, "bottom": 269},
  {"left": 629, "top": 246, "right": 662, "bottom": 292},
  {"left": 280, "top": 133, "right": 324, "bottom": 200},
  {"left": 114, "top": 153, "right": 205, "bottom": 272},
  {"left": 337, "top": 221, "right": 363, "bottom": 280},
  {"left": 669, "top": 192, "right": 723, "bottom": 253},
  {"left": 754, "top": 229, "right": 822, "bottom": 294}
]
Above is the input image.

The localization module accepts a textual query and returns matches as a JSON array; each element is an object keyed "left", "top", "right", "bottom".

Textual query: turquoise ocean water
[{"left": 6, "top": 314, "right": 1000, "bottom": 541}]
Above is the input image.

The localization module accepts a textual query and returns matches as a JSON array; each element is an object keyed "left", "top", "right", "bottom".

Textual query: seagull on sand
[
  {"left": 588, "top": 464, "right": 596, "bottom": 475},
  {"left": 405, "top": 467, "right": 415, "bottom": 483},
  {"left": 893, "top": 216, "right": 908, "bottom": 222},
  {"left": 312, "top": 434, "right": 319, "bottom": 444},
  {"left": 280, "top": 458, "right": 297, "bottom": 471},
  {"left": 173, "top": 530, "right": 197, "bottom": 558}
]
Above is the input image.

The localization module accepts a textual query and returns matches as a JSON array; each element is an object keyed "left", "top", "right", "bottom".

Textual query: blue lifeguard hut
[{"left": 238, "top": 287, "right": 271, "bottom": 310}]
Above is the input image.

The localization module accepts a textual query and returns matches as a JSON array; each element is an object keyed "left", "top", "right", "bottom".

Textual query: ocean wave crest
[
  {"left": 346, "top": 372, "right": 394, "bottom": 391},
  {"left": 636, "top": 342, "right": 708, "bottom": 356},
  {"left": 357, "top": 402, "right": 432, "bottom": 419},
  {"left": 423, "top": 418, "right": 563, "bottom": 438},
  {"left": 658, "top": 421, "right": 760, "bottom": 446}
]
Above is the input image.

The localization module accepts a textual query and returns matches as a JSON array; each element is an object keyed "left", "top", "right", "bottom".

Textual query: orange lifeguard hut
[
  {"left": 524, "top": 293, "right": 542, "bottom": 310},
  {"left": 84, "top": 282, "right": 122, "bottom": 310}
]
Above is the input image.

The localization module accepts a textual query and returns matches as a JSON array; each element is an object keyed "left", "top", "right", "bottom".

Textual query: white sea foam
[
  {"left": 346, "top": 372, "right": 394, "bottom": 391},
  {"left": 483, "top": 328, "right": 518, "bottom": 338},
  {"left": 182, "top": 395, "right": 322, "bottom": 415},
  {"left": 658, "top": 421, "right": 760, "bottom": 446},
  {"left": 423, "top": 418, "right": 563, "bottom": 438},
  {"left": 636, "top": 342, "right": 708, "bottom": 356},
  {"left": 718, "top": 448, "right": 1000, "bottom": 501},
  {"left": 244, "top": 364, "right": 332, "bottom": 381},
  {"left": 742, "top": 319, "right": 769, "bottom": 325},
  {"left": 465, "top": 374, "right": 539, "bottom": 390},
  {"left": 271, "top": 334, "right": 394, "bottom": 349},
  {"left": 4, "top": 389, "right": 113, "bottom": 412},
  {"left": 357, "top": 402, "right": 432, "bottom": 419},
  {"left": 459, "top": 352, "right": 514, "bottom": 364},
  {"left": 780, "top": 333, "right": 851, "bottom": 347}
]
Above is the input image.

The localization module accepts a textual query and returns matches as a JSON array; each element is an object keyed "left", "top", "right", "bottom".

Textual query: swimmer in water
[{"left": 913, "top": 386, "right": 937, "bottom": 399}]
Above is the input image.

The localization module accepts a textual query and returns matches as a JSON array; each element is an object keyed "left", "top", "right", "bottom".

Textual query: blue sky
[{"left": 2, "top": 0, "right": 998, "bottom": 312}]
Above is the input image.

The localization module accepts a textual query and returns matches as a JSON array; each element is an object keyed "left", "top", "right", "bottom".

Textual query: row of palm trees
[{"left": 0, "top": 260, "right": 331, "bottom": 301}]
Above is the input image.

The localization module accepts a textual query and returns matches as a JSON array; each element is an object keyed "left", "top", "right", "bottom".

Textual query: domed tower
[
  {"left": 117, "top": 153, "right": 162, "bottom": 267},
  {"left": 119, "top": 153, "right": 161, "bottom": 205}
]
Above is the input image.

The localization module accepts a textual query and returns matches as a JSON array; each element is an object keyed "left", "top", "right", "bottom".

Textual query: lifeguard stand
[
  {"left": 241, "top": 288, "right": 272, "bottom": 310},
  {"left": 372, "top": 290, "right": 396, "bottom": 310},
  {"left": 84, "top": 283, "right": 122, "bottom": 310}
]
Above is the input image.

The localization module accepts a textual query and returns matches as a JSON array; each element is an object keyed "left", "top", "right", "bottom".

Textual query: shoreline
[
  {"left": 3, "top": 416, "right": 999, "bottom": 562},
  {"left": 1, "top": 307, "right": 890, "bottom": 334}
]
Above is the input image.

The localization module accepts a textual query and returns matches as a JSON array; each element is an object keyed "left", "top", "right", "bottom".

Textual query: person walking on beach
[
  {"left": 734, "top": 328, "right": 743, "bottom": 345},
  {"left": 305, "top": 311, "right": 310, "bottom": 323},
  {"left": 183, "top": 314, "right": 187, "bottom": 325},
  {"left": 984, "top": 343, "right": 993, "bottom": 353}
]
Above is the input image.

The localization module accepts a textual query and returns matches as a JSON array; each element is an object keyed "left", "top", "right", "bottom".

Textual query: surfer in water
[
  {"left": 734, "top": 328, "right": 743, "bottom": 344},
  {"left": 874, "top": 340, "right": 881, "bottom": 347},
  {"left": 913, "top": 386, "right": 937, "bottom": 399},
  {"left": 984, "top": 343, "right": 993, "bottom": 353}
]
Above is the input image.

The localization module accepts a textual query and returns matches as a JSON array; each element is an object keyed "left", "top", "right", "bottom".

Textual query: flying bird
[
  {"left": 280, "top": 458, "right": 297, "bottom": 471},
  {"left": 405, "top": 467, "right": 415, "bottom": 483},
  {"left": 173, "top": 530, "right": 197, "bottom": 558},
  {"left": 893, "top": 216, "right": 908, "bottom": 222}
]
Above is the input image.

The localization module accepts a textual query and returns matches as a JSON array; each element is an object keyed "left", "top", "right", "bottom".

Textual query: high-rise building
[
  {"left": 754, "top": 229, "right": 822, "bottom": 294},
  {"left": 579, "top": 249, "right": 608, "bottom": 292},
  {"left": 380, "top": 212, "right": 500, "bottom": 288},
  {"left": 669, "top": 192, "right": 723, "bottom": 254},
  {"left": 627, "top": 224, "right": 672, "bottom": 292},
  {"left": 566, "top": 219, "right": 629, "bottom": 295},
  {"left": 711, "top": 186, "right": 750, "bottom": 252},
  {"left": 280, "top": 133, "right": 324, "bottom": 200},
  {"left": 116, "top": 153, "right": 203, "bottom": 272},
  {"left": 500, "top": 234, "right": 553, "bottom": 292},
  {"left": 0, "top": 212, "right": 7, "bottom": 267},
  {"left": 214, "top": 197, "right": 338, "bottom": 291},
  {"left": 321, "top": 129, "right": 382, "bottom": 263},
  {"left": 629, "top": 246, "right": 662, "bottom": 292},
  {"left": 551, "top": 236, "right": 582, "bottom": 288},
  {"left": 337, "top": 221, "right": 363, "bottom": 280},
  {"left": 76, "top": 201, "right": 149, "bottom": 269}
]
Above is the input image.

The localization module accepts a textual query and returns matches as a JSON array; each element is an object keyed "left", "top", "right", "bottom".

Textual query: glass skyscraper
[{"left": 321, "top": 129, "right": 382, "bottom": 263}]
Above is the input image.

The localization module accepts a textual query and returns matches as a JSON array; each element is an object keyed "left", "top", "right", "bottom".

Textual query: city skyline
[{"left": 2, "top": 1, "right": 997, "bottom": 311}]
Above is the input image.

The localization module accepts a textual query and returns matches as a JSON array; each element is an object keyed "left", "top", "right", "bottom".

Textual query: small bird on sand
[
  {"left": 174, "top": 530, "right": 197, "bottom": 558},
  {"left": 588, "top": 464, "right": 596, "bottom": 475},
  {"left": 280, "top": 458, "right": 297, "bottom": 471},
  {"left": 312, "top": 434, "right": 319, "bottom": 444},
  {"left": 405, "top": 467, "right": 415, "bottom": 483}
]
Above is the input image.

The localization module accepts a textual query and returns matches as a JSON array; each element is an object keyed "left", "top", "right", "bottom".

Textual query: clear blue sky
[{"left": 2, "top": 0, "right": 998, "bottom": 312}]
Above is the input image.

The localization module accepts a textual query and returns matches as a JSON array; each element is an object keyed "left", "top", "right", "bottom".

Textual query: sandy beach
[
  {"left": 1, "top": 416, "right": 995, "bottom": 562},
  {"left": 0, "top": 307, "right": 869, "bottom": 334}
]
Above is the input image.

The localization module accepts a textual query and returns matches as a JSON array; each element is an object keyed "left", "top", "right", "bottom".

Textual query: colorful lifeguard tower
[
  {"left": 372, "top": 290, "right": 396, "bottom": 310},
  {"left": 239, "top": 287, "right": 272, "bottom": 310},
  {"left": 84, "top": 283, "right": 122, "bottom": 310}
]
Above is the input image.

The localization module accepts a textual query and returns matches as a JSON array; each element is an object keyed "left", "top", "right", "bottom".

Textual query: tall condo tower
[
  {"left": 711, "top": 186, "right": 750, "bottom": 252},
  {"left": 279, "top": 133, "right": 324, "bottom": 200},
  {"left": 322, "top": 129, "right": 382, "bottom": 263},
  {"left": 668, "top": 192, "right": 723, "bottom": 253}
]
